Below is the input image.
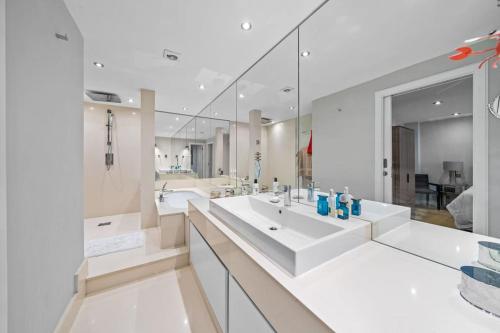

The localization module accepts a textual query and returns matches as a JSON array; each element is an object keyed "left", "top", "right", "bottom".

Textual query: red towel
[{"left": 307, "top": 130, "right": 312, "bottom": 155}]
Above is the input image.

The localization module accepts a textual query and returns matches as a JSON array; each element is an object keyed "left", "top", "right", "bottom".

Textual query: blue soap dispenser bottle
[{"left": 317, "top": 195, "right": 329, "bottom": 216}]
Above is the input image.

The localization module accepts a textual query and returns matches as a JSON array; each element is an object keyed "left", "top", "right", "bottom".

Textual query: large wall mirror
[
  {"left": 296, "top": 0, "right": 500, "bottom": 270},
  {"left": 235, "top": 29, "right": 299, "bottom": 194},
  {"left": 154, "top": 0, "right": 499, "bottom": 272}
]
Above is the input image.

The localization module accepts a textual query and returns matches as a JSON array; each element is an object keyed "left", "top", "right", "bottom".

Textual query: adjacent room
[{"left": 391, "top": 76, "right": 474, "bottom": 230}]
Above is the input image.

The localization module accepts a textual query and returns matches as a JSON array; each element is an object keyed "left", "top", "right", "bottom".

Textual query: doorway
[
  {"left": 374, "top": 64, "right": 488, "bottom": 234},
  {"left": 391, "top": 77, "right": 473, "bottom": 229},
  {"left": 190, "top": 144, "right": 204, "bottom": 176}
]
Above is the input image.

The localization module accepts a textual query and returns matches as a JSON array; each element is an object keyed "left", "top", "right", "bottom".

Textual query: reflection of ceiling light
[
  {"left": 199, "top": 84, "right": 205, "bottom": 90},
  {"left": 175, "top": 117, "right": 179, "bottom": 121},
  {"left": 132, "top": 112, "right": 136, "bottom": 115},
  {"left": 239, "top": 93, "right": 245, "bottom": 99},
  {"left": 183, "top": 107, "right": 187, "bottom": 111},
  {"left": 432, "top": 100, "right": 443, "bottom": 105},
  {"left": 464, "top": 36, "right": 482, "bottom": 43},
  {"left": 214, "top": 112, "right": 218, "bottom": 116},
  {"left": 202, "top": 120, "right": 206, "bottom": 124},
  {"left": 289, "top": 106, "right": 295, "bottom": 110},
  {"left": 89, "top": 106, "right": 95, "bottom": 110},
  {"left": 93, "top": 61, "right": 104, "bottom": 68},
  {"left": 240, "top": 21, "right": 252, "bottom": 31},
  {"left": 452, "top": 112, "right": 461, "bottom": 116},
  {"left": 128, "top": 98, "right": 134, "bottom": 103},
  {"left": 169, "top": 125, "right": 173, "bottom": 129},
  {"left": 191, "top": 128, "right": 195, "bottom": 131},
  {"left": 300, "top": 50, "right": 310, "bottom": 57}
]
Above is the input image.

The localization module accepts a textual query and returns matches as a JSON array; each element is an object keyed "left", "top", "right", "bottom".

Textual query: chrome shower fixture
[{"left": 105, "top": 109, "right": 114, "bottom": 170}]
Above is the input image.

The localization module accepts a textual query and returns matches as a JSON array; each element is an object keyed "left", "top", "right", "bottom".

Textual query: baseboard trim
[{"left": 53, "top": 259, "right": 88, "bottom": 333}]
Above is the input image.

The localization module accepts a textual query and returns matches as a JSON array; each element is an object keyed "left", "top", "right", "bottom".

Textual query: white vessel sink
[
  {"left": 209, "top": 195, "right": 369, "bottom": 276},
  {"left": 356, "top": 200, "right": 411, "bottom": 237}
]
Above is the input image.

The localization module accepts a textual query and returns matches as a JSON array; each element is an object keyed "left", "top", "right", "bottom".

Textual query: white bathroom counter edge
[{"left": 189, "top": 198, "right": 500, "bottom": 333}]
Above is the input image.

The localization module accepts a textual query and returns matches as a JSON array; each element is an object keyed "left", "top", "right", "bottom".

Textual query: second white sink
[{"left": 209, "top": 195, "right": 370, "bottom": 276}]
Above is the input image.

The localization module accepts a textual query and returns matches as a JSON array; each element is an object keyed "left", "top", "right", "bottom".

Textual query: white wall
[
  {"left": 407, "top": 117, "right": 473, "bottom": 184},
  {"left": 263, "top": 118, "right": 297, "bottom": 187},
  {"left": 84, "top": 103, "right": 141, "bottom": 218},
  {"left": 0, "top": 0, "right": 7, "bottom": 331},
  {"left": 6, "top": 0, "right": 84, "bottom": 332},
  {"left": 313, "top": 54, "right": 500, "bottom": 237}
]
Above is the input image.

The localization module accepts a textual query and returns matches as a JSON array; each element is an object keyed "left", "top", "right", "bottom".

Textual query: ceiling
[
  {"left": 64, "top": 0, "right": 325, "bottom": 114},
  {"left": 67, "top": 0, "right": 498, "bottom": 138},
  {"left": 392, "top": 76, "right": 473, "bottom": 125},
  {"left": 155, "top": 110, "right": 229, "bottom": 140}
]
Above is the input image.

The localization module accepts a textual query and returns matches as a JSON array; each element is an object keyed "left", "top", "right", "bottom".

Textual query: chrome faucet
[
  {"left": 159, "top": 181, "right": 170, "bottom": 202},
  {"left": 283, "top": 185, "right": 292, "bottom": 207},
  {"left": 307, "top": 181, "right": 316, "bottom": 202}
]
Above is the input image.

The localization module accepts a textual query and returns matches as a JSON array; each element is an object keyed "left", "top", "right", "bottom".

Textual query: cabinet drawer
[
  {"left": 229, "top": 275, "right": 274, "bottom": 333},
  {"left": 190, "top": 223, "right": 228, "bottom": 332}
]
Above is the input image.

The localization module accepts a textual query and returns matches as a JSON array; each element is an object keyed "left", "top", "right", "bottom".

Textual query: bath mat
[{"left": 85, "top": 231, "right": 145, "bottom": 257}]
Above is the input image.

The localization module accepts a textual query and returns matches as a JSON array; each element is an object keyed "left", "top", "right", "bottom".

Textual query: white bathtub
[{"left": 162, "top": 191, "right": 202, "bottom": 209}]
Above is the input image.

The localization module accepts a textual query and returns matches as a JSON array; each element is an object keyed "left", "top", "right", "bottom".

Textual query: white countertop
[
  {"left": 374, "top": 219, "right": 500, "bottom": 269},
  {"left": 190, "top": 197, "right": 500, "bottom": 333}
]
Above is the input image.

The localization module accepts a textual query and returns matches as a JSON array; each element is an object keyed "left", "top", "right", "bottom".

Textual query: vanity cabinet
[
  {"left": 228, "top": 275, "right": 275, "bottom": 333},
  {"left": 190, "top": 224, "right": 228, "bottom": 333},
  {"left": 189, "top": 222, "right": 275, "bottom": 333}
]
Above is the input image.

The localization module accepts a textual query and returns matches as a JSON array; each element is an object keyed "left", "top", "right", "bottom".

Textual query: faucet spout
[{"left": 283, "top": 185, "right": 292, "bottom": 207}]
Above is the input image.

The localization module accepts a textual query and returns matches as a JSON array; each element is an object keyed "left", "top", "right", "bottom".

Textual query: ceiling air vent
[
  {"left": 280, "top": 86, "right": 294, "bottom": 93},
  {"left": 85, "top": 90, "right": 122, "bottom": 103},
  {"left": 261, "top": 117, "right": 273, "bottom": 125}
]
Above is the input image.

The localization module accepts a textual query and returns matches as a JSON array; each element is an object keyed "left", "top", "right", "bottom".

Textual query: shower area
[{"left": 83, "top": 102, "right": 163, "bottom": 280}]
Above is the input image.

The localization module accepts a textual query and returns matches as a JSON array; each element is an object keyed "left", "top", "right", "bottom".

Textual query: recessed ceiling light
[
  {"left": 199, "top": 84, "right": 205, "bottom": 90},
  {"left": 89, "top": 106, "right": 95, "bottom": 111},
  {"left": 433, "top": 100, "right": 443, "bottom": 105},
  {"left": 128, "top": 98, "right": 134, "bottom": 103},
  {"left": 452, "top": 112, "right": 461, "bottom": 116},
  {"left": 175, "top": 117, "right": 179, "bottom": 121},
  {"left": 183, "top": 107, "right": 187, "bottom": 111},
  {"left": 300, "top": 50, "right": 310, "bottom": 57},
  {"left": 132, "top": 112, "right": 136, "bottom": 115},
  {"left": 240, "top": 21, "right": 252, "bottom": 31},
  {"left": 289, "top": 106, "right": 295, "bottom": 110},
  {"left": 93, "top": 61, "right": 104, "bottom": 68},
  {"left": 214, "top": 112, "right": 218, "bottom": 116},
  {"left": 239, "top": 93, "right": 245, "bottom": 99}
]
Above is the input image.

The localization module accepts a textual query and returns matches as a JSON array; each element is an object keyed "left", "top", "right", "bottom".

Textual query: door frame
[{"left": 374, "top": 63, "right": 488, "bottom": 235}]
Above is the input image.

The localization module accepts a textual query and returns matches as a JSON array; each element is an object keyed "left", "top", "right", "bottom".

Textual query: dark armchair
[{"left": 415, "top": 174, "right": 438, "bottom": 208}]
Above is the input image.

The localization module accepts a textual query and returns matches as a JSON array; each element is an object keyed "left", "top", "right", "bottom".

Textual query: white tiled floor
[{"left": 71, "top": 267, "right": 217, "bottom": 333}]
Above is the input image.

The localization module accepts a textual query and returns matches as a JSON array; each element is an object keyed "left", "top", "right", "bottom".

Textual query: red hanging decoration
[
  {"left": 449, "top": 30, "right": 499, "bottom": 69},
  {"left": 307, "top": 130, "right": 312, "bottom": 155}
]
